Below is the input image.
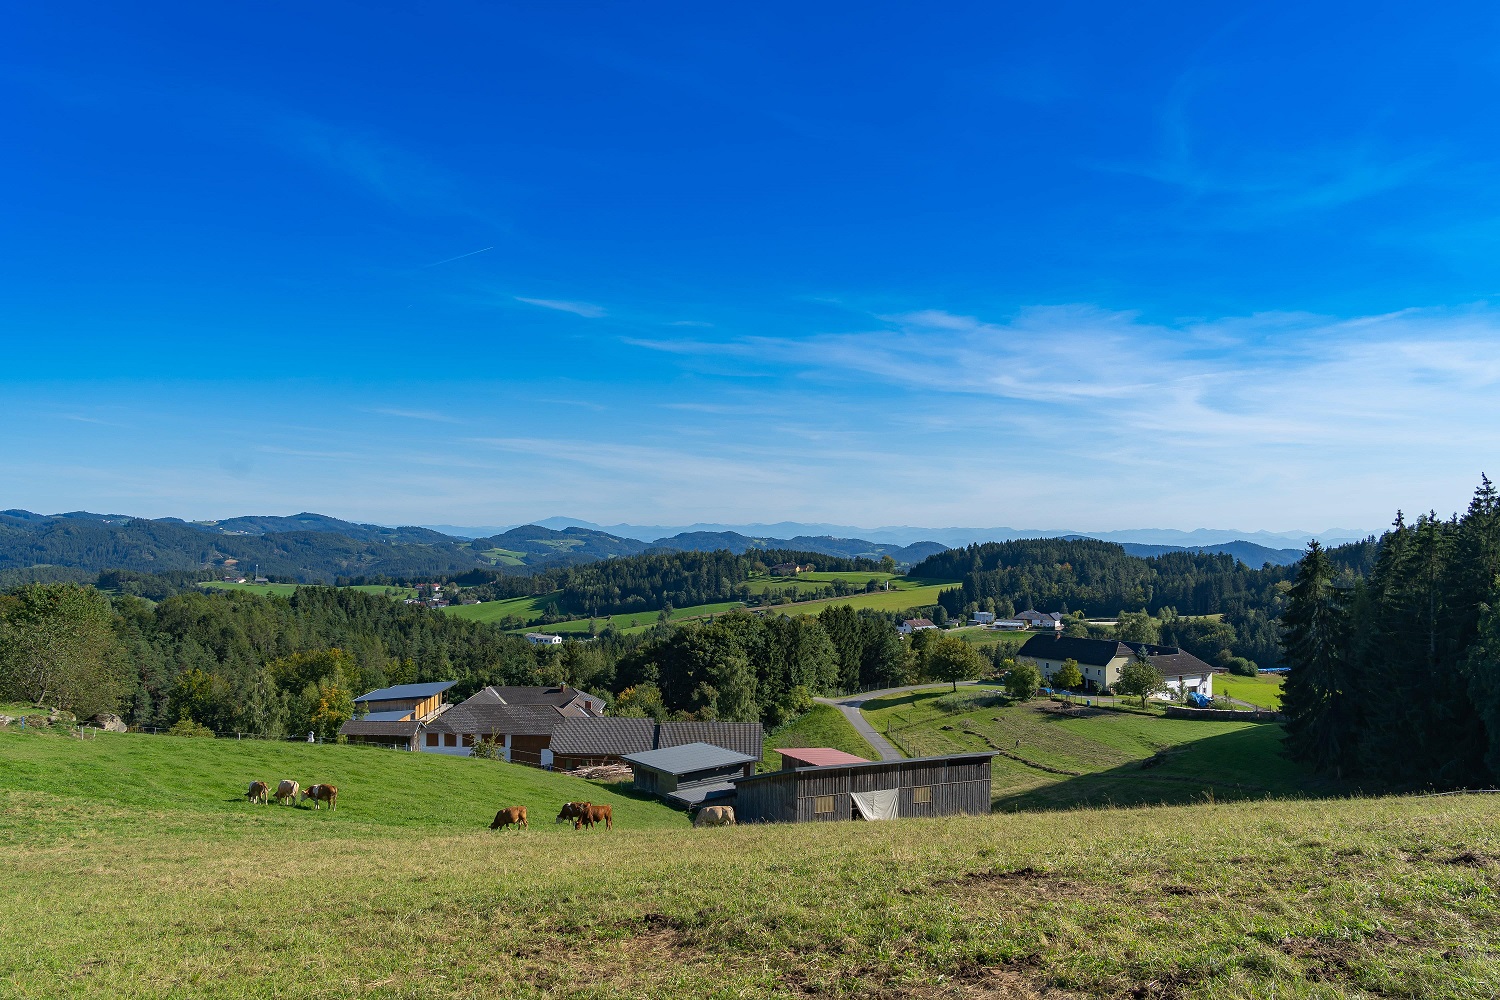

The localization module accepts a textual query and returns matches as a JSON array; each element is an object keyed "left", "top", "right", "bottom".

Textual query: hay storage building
[{"left": 732, "top": 752, "right": 994, "bottom": 823}]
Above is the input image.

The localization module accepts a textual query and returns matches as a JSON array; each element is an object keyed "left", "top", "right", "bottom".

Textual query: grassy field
[
  {"left": 860, "top": 686, "right": 1342, "bottom": 811},
  {"left": 442, "top": 593, "right": 555, "bottom": 625},
  {"left": 758, "top": 703, "right": 877, "bottom": 771},
  {"left": 759, "top": 579, "right": 958, "bottom": 618},
  {"left": 1217, "top": 672, "right": 1286, "bottom": 710},
  {"left": 4, "top": 729, "right": 1500, "bottom": 997}
]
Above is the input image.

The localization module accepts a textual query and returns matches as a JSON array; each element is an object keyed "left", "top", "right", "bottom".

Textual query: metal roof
[
  {"left": 666, "top": 781, "right": 739, "bottom": 808},
  {"left": 734, "top": 751, "right": 995, "bottom": 786},
  {"left": 339, "top": 719, "right": 420, "bottom": 737},
  {"left": 777, "top": 747, "right": 870, "bottom": 767},
  {"left": 354, "top": 681, "right": 457, "bottom": 703},
  {"left": 548, "top": 719, "right": 764, "bottom": 759},
  {"left": 360, "top": 709, "right": 414, "bottom": 722},
  {"left": 623, "top": 742, "right": 758, "bottom": 775}
]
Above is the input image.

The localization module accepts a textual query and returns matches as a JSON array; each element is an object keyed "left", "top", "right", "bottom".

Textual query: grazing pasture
[
  {"left": 859, "top": 686, "right": 1344, "bottom": 810},
  {"left": 2, "top": 728, "right": 1497, "bottom": 997},
  {"left": 1216, "top": 672, "right": 1286, "bottom": 710}
]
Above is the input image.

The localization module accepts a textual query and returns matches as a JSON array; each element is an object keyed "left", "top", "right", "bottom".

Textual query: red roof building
[{"left": 776, "top": 747, "right": 871, "bottom": 770}]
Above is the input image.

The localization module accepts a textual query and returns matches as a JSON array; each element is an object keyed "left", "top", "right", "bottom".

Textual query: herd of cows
[
  {"left": 243, "top": 781, "right": 737, "bottom": 828},
  {"left": 246, "top": 779, "right": 336, "bottom": 809}
]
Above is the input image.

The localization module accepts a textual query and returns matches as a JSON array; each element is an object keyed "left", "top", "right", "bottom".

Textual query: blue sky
[{"left": 5, "top": 2, "right": 1500, "bottom": 532}]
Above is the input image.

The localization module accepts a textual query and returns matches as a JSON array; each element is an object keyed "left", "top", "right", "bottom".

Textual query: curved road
[{"left": 816, "top": 680, "right": 990, "bottom": 761}]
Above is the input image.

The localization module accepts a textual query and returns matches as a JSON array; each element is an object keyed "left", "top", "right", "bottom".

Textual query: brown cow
[
  {"left": 246, "top": 780, "right": 269, "bottom": 804},
  {"left": 573, "top": 803, "right": 613, "bottom": 831},
  {"left": 556, "top": 801, "right": 589, "bottom": 824},
  {"left": 301, "top": 784, "right": 338, "bottom": 810},
  {"left": 489, "top": 806, "right": 528, "bottom": 831},
  {"left": 274, "top": 779, "right": 300, "bottom": 806}
]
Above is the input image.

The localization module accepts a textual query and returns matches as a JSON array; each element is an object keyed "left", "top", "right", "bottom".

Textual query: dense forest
[
  {"left": 915, "top": 537, "right": 1378, "bottom": 668},
  {"left": 450, "top": 549, "right": 886, "bottom": 616},
  {"left": 1282, "top": 478, "right": 1500, "bottom": 788}
]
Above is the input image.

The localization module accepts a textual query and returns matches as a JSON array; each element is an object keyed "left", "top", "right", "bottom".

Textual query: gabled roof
[
  {"left": 426, "top": 702, "right": 566, "bottom": 736},
  {"left": 623, "top": 742, "right": 758, "bottom": 775},
  {"left": 354, "top": 681, "right": 456, "bottom": 703},
  {"left": 1017, "top": 633, "right": 1132, "bottom": 666},
  {"left": 549, "top": 718, "right": 764, "bottom": 759},
  {"left": 734, "top": 751, "right": 995, "bottom": 786},
  {"left": 778, "top": 747, "right": 870, "bottom": 767},
  {"left": 903, "top": 618, "right": 936, "bottom": 628},
  {"left": 1121, "top": 643, "right": 1214, "bottom": 676},
  {"left": 486, "top": 685, "right": 606, "bottom": 712}
]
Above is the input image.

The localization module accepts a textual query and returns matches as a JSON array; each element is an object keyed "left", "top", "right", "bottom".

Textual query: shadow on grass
[{"left": 993, "top": 725, "right": 1356, "bottom": 813}]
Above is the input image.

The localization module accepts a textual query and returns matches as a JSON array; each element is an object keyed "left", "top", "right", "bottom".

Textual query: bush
[
  {"left": 471, "top": 735, "right": 505, "bottom": 760},
  {"left": 1221, "top": 655, "right": 1259, "bottom": 677},
  {"left": 167, "top": 718, "right": 216, "bottom": 738}
]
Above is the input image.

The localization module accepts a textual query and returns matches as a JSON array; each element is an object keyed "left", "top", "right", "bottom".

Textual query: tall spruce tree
[{"left": 1280, "top": 541, "right": 1358, "bottom": 777}]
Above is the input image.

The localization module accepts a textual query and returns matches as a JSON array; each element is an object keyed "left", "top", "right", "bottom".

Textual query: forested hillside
[
  {"left": 1282, "top": 477, "right": 1500, "bottom": 789},
  {"left": 916, "top": 536, "right": 1376, "bottom": 668}
]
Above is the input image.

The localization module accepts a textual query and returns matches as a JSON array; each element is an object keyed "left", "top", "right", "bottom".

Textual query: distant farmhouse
[
  {"left": 970, "top": 611, "right": 996, "bottom": 625},
  {"left": 898, "top": 618, "right": 938, "bottom": 635},
  {"left": 1017, "top": 633, "right": 1214, "bottom": 697},
  {"left": 525, "top": 633, "right": 564, "bottom": 646},
  {"left": 768, "top": 562, "right": 814, "bottom": 576},
  {"left": 1014, "top": 609, "right": 1064, "bottom": 630}
]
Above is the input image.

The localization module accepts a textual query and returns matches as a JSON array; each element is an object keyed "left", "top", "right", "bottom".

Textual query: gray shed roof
[
  {"left": 549, "top": 718, "right": 764, "bottom": 759},
  {"left": 623, "top": 742, "right": 758, "bottom": 775},
  {"left": 339, "top": 718, "right": 419, "bottom": 737},
  {"left": 425, "top": 702, "right": 565, "bottom": 736},
  {"left": 360, "top": 709, "right": 414, "bottom": 722},
  {"left": 733, "top": 751, "right": 995, "bottom": 786},
  {"left": 354, "top": 681, "right": 456, "bottom": 703},
  {"left": 666, "top": 781, "right": 739, "bottom": 808}
]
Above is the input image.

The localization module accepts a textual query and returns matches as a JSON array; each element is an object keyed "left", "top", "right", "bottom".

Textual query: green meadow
[
  {"left": 1216, "top": 672, "right": 1286, "bottom": 710},
  {"left": 758, "top": 702, "right": 877, "bottom": 771},
  {"left": 859, "top": 685, "right": 1342, "bottom": 810},
  {"left": 3, "top": 727, "right": 1499, "bottom": 998}
]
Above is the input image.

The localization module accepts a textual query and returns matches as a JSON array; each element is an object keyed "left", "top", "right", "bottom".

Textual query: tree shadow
[{"left": 992, "top": 725, "right": 1359, "bottom": 812}]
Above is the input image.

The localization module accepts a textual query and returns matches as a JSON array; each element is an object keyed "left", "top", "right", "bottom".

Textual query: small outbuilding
[
  {"left": 623, "top": 742, "right": 759, "bottom": 809},
  {"left": 732, "top": 752, "right": 993, "bottom": 823}
]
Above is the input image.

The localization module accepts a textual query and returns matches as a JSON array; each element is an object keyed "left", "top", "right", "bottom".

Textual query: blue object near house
[{"left": 1188, "top": 691, "right": 1213, "bottom": 708}]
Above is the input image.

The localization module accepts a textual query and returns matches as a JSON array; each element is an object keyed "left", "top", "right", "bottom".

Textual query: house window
[
  {"left": 425, "top": 733, "right": 438, "bottom": 747},
  {"left": 461, "top": 733, "right": 475, "bottom": 747},
  {"left": 912, "top": 785, "right": 932, "bottom": 804},
  {"left": 444, "top": 733, "right": 457, "bottom": 747},
  {"left": 813, "top": 795, "right": 835, "bottom": 815}
]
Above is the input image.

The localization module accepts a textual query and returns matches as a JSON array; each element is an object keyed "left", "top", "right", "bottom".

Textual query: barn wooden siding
[{"left": 734, "top": 754, "right": 993, "bottom": 823}]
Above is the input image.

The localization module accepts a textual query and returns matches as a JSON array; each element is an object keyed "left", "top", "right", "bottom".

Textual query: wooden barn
[
  {"left": 623, "top": 742, "right": 759, "bottom": 809},
  {"left": 732, "top": 752, "right": 994, "bottom": 823}
]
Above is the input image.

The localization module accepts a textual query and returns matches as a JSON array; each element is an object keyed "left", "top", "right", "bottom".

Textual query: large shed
[{"left": 732, "top": 753, "right": 994, "bottom": 823}]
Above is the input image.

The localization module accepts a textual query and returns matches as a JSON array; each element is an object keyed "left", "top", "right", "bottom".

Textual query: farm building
[
  {"left": 340, "top": 680, "right": 457, "bottom": 750},
  {"left": 1014, "top": 610, "right": 1064, "bottom": 630},
  {"left": 970, "top": 611, "right": 997, "bottom": 625},
  {"left": 775, "top": 747, "right": 869, "bottom": 770},
  {"left": 732, "top": 753, "right": 994, "bottom": 823},
  {"left": 1018, "top": 634, "right": 1215, "bottom": 697},
  {"left": 524, "top": 633, "right": 564, "bottom": 646},
  {"left": 898, "top": 618, "right": 937, "bottom": 634},
  {"left": 623, "top": 742, "right": 759, "bottom": 808}
]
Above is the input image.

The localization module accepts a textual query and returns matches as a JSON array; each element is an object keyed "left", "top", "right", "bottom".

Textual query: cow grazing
[
  {"left": 694, "top": 805, "right": 735, "bottom": 828},
  {"left": 489, "top": 806, "right": 528, "bottom": 831},
  {"left": 274, "top": 779, "right": 300, "bottom": 806},
  {"left": 573, "top": 803, "right": 613, "bottom": 831},
  {"left": 246, "top": 780, "right": 269, "bottom": 804},
  {"left": 556, "top": 801, "right": 589, "bottom": 824},
  {"left": 301, "top": 784, "right": 338, "bottom": 810}
]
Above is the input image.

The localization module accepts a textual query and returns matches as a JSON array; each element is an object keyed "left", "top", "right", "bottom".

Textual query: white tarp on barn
[{"left": 850, "top": 789, "right": 899, "bottom": 820}]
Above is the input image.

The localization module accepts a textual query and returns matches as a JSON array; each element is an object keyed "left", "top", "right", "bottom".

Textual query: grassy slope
[
  {"left": 199, "top": 582, "right": 417, "bottom": 599},
  {"left": 4, "top": 736, "right": 1500, "bottom": 998},
  {"left": 1218, "top": 672, "right": 1286, "bottom": 710},
  {"left": 861, "top": 686, "right": 1342, "bottom": 810},
  {"left": 758, "top": 703, "right": 878, "bottom": 771},
  {"left": 0, "top": 731, "right": 681, "bottom": 832}
]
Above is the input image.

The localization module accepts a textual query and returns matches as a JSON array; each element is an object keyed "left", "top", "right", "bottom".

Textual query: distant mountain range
[
  {"left": 0, "top": 508, "right": 1318, "bottom": 585},
  {"left": 424, "top": 516, "right": 1371, "bottom": 550}
]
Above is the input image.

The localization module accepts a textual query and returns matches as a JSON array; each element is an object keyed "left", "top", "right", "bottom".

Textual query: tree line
[
  {"left": 0, "top": 580, "right": 985, "bottom": 736},
  {"left": 1281, "top": 478, "right": 1500, "bottom": 788}
]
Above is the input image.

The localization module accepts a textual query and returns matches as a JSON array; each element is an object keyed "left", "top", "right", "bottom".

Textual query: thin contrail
[{"left": 422, "top": 246, "right": 493, "bottom": 268}]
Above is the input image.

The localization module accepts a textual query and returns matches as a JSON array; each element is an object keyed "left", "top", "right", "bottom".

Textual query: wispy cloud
[
  {"left": 366, "top": 407, "right": 462, "bottom": 423},
  {"left": 516, "top": 297, "right": 606, "bottom": 318}
]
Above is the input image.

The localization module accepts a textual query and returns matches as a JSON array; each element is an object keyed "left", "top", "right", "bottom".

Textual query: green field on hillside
[
  {"left": 442, "top": 593, "right": 554, "bottom": 624},
  {"left": 758, "top": 580, "right": 958, "bottom": 618},
  {"left": 199, "top": 582, "right": 418, "bottom": 599},
  {"left": 758, "top": 703, "right": 877, "bottom": 771},
  {"left": 0, "top": 730, "right": 680, "bottom": 832},
  {"left": 1217, "top": 672, "right": 1286, "bottom": 710},
  {"left": 3, "top": 729, "right": 1498, "bottom": 997},
  {"left": 860, "top": 685, "right": 1341, "bottom": 810}
]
